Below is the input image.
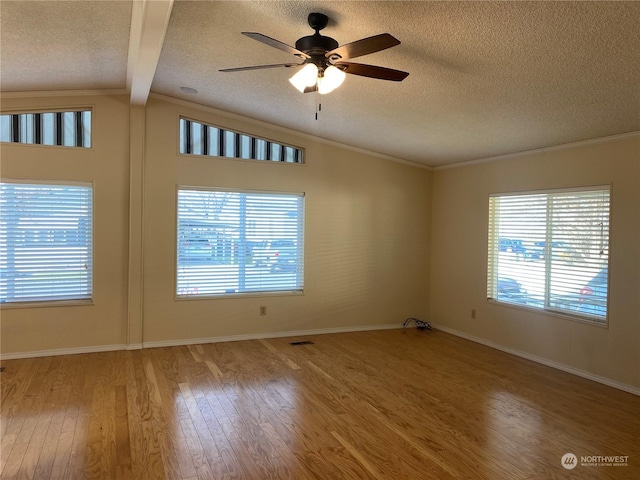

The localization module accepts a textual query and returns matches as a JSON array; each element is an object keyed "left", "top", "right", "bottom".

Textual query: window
[
  {"left": 177, "top": 188, "right": 304, "bottom": 297},
  {"left": 179, "top": 118, "right": 303, "bottom": 163},
  {"left": 0, "top": 110, "right": 91, "bottom": 148},
  {"left": 0, "top": 181, "right": 93, "bottom": 304},
  {"left": 487, "top": 186, "right": 610, "bottom": 324}
]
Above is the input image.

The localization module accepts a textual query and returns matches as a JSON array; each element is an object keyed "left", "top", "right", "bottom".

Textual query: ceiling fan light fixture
[
  {"left": 289, "top": 63, "right": 319, "bottom": 92},
  {"left": 317, "top": 65, "right": 346, "bottom": 94}
]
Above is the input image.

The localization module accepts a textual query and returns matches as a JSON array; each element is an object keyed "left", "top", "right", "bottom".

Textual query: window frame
[
  {"left": 175, "top": 185, "right": 305, "bottom": 299},
  {"left": 0, "top": 178, "right": 94, "bottom": 308},
  {"left": 177, "top": 116, "right": 305, "bottom": 164},
  {"left": 486, "top": 185, "right": 611, "bottom": 327},
  {"left": 0, "top": 108, "right": 92, "bottom": 149}
]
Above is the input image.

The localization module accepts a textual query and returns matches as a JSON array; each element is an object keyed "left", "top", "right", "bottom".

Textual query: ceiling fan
[{"left": 220, "top": 13, "right": 409, "bottom": 94}]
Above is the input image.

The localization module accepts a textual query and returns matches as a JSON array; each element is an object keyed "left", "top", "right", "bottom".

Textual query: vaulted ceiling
[{"left": 1, "top": 1, "right": 639, "bottom": 167}]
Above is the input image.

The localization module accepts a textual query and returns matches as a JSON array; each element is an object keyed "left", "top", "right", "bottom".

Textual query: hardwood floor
[{"left": 1, "top": 329, "right": 638, "bottom": 479}]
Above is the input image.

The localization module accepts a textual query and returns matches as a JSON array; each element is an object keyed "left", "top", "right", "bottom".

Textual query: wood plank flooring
[{"left": 1, "top": 329, "right": 638, "bottom": 479}]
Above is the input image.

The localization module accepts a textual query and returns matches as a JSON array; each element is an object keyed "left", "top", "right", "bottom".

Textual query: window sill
[
  {"left": 0, "top": 299, "right": 94, "bottom": 310},
  {"left": 176, "top": 290, "right": 304, "bottom": 301}
]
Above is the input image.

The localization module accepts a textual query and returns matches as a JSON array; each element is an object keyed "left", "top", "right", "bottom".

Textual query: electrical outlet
[
  {"left": 260, "top": 306, "right": 267, "bottom": 316},
  {"left": 471, "top": 309, "right": 477, "bottom": 319}
]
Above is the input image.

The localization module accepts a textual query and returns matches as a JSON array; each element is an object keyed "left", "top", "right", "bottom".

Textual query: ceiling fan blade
[
  {"left": 242, "top": 32, "right": 310, "bottom": 59},
  {"left": 326, "top": 33, "right": 400, "bottom": 61},
  {"left": 220, "top": 63, "right": 302, "bottom": 73},
  {"left": 336, "top": 62, "right": 409, "bottom": 81},
  {"left": 303, "top": 84, "right": 318, "bottom": 94}
]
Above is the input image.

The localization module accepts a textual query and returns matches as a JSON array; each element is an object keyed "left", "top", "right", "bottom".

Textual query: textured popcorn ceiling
[
  {"left": 2, "top": 1, "right": 639, "bottom": 167},
  {"left": 0, "top": 0, "right": 132, "bottom": 91}
]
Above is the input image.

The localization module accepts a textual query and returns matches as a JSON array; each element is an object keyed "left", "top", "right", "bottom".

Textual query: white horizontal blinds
[
  {"left": 0, "top": 110, "right": 91, "bottom": 147},
  {"left": 487, "top": 194, "right": 547, "bottom": 305},
  {"left": 0, "top": 182, "right": 93, "bottom": 303},
  {"left": 177, "top": 188, "right": 304, "bottom": 296},
  {"left": 178, "top": 118, "right": 303, "bottom": 163},
  {"left": 487, "top": 187, "right": 610, "bottom": 324},
  {"left": 547, "top": 190, "right": 610, "bottom": 318}
]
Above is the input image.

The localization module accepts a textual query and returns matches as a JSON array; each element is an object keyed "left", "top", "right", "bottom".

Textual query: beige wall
[
  {"left": 142, "top": 97, "right": 431, "bottom": 343},
  {"left": 0, "top": 94, "right": 131, "bottom": 353},
  {"left": 0, "top": 94, "right": 431, "bottom": 354},
  {"left": 430, "top": 136, "right": 640, "bottom": 388}
]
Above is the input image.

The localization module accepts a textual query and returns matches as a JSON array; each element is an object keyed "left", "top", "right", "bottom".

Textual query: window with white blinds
[
  {"left": 487, "top": 186, "right": 610, "bottom": 325},
  {"left": 177, "top": 188, "right": 304, "bottom": 297},
  {"left": 179, "top": 118, "right": 303, "bottom": 163},
  {"left": 0, "top": 110, "right": 91, "bottom": 148},
  {"left": 0, "top": 181, "right": 93, "bottom": 304}
]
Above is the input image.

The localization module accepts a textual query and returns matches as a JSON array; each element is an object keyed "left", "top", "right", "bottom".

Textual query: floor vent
[{"left": 289, "top": 341, "right": 314, "bottom": 346}]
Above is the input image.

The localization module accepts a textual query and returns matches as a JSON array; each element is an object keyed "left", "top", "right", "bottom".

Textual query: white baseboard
[
  {"left": 432, "top": 323, "right": 640, "bottom": 397},
  {"left": 142, "top": 323, "right": 401, "bottom": 349},
  {"left": 0, "top": 323, "right": 401, "bottom": 360},
  {"left": 0, "top": 343, "right": 128, "bottom": 360}
]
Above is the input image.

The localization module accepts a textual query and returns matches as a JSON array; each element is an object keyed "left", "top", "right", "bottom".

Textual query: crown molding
[
  {"left": 433, "top": 131, "right": 640, "bottom": 171},
  {"left": 0, "top": 89, "right": 128, "bottom": 99}
]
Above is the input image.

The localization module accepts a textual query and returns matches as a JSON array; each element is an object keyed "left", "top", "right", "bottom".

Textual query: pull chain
[{"left": 315, "top": 91, "right": 322, "bottom": 120}]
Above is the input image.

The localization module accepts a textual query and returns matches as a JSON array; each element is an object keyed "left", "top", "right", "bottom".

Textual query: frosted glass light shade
[
  {"left": 317, "top": 66, "right": 346, "bottom": 94},
  {"left": 289, "top": 64, "right": 319, "bottom": 92}
]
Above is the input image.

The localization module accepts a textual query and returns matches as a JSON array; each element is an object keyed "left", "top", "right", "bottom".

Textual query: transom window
[
  {"left": 487, "top": 186, "right": 610, "bottom": 325},
  {"left": 0, "top": 180, "right": 93, "bottom": 304},
  {"left": 0, "top": 110, "right": 91, "bottom": 148},
  {"left": 179, "top": 117, "right": 303, "bottom": 163},
  {"left": 177, "top": 187, "right": 304, "bottom": 297}
]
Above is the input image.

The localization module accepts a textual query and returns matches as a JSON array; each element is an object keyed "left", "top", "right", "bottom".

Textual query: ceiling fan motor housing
[
  {"left": 295, "top": 36, "right": 338, "bottom": 71},
  {"left": 295, "top": 34, "right": 339, "bottom": 57}
]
